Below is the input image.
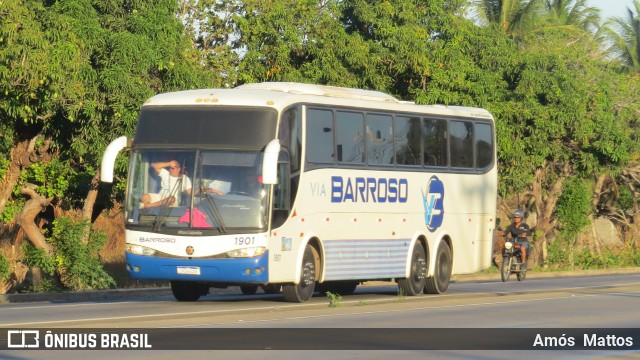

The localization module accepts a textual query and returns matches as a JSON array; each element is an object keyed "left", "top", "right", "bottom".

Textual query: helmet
[{"left": 512, "top": 209, "right": 524, "bottom": 218}]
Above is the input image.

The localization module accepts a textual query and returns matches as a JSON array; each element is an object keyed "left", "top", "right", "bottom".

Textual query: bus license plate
[{"left": 177, "top": 266, "right": 201, "bottom": 275}]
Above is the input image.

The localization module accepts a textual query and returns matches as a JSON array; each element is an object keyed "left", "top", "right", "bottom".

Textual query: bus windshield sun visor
[{"left": 133, "top": 106, "right": 277, "bottom": 148}]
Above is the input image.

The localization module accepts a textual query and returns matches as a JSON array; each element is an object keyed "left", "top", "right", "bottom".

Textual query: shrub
[
  {"left": 546, "top": 238, "right": 571, "bottom": 266},
  {"left": 49, "top": 217, "right": 116, "bottom": 291},
  {"left": 0, "top": 253, "right": 10, "bottom": 282},
  {"left": 556, "top": 177, "right": 591, "bottom": 238},
  {"left": 21, "top": 244, "right": 57, "bottom": 276},
  {"left": 22, "top": 216, "right": 116, "bottom": 291}
]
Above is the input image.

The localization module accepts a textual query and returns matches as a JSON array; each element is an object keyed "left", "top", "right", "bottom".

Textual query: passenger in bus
[
  {"left": 200, "top": 167, "right": 231, "bottom": 195},
  {"left": 237, "top": 169, "right": 262, "bottom": 197},
  {"left": 203, "top": 184, "right": 226, "bottom": 195},
  {"left": 140, "top": 160, "right": 193, "bottom": 209}
]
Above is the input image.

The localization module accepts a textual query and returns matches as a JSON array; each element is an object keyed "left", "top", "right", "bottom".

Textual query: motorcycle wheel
[
  {"left": 517, "top": 260, "right": 526, "bottom": 281},
  {"left": 500, "top": 256, "right": 511, "bottom": 282}
]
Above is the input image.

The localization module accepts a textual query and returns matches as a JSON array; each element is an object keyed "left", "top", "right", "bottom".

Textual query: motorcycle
[{"left": 501, "top": 237, "right": 528, "bottom": 282}]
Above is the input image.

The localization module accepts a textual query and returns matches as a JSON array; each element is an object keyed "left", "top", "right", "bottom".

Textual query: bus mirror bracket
[
  {"left": 262, "top": 139, "right": 281, "bottom": 185},
  {"left": 101, "top": 136, "right": 130, "bottom": 183}
]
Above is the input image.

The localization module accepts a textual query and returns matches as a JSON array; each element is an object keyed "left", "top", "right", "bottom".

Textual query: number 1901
[{"left": 235, "top": 236, "right": 255, "bottom": 245}]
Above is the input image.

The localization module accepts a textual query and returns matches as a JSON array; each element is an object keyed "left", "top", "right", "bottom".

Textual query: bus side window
[
  {"left": 449, "top": 120, "right": 474, "bottom": 168},
  {"left": 280, "top": 106, "right": 302, "bottom": 209},
  {"left": 272, "top": 151, "right": 290, "bottom": 228},
  {"left": 475, "top": 122, "right": 493, "bottom": 169}
]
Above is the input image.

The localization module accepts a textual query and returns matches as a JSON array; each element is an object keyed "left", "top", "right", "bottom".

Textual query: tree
[
  {"left": 179, "top": 0, "right": 241, "bottom": 86},
  {"left": 495, "top": 47, "right": 633, "bottom": 265},
  {"left": 0, "top": 0, "right": 212, "bottom": 290},
  {"left": 543, "top": 0, "right": 600, "bottom": 33},
  {"left": 472, "top": 0, "right": 542, "bottom": 36},
  {"left": 338, "top": 0, "right": 463, "bottom": 98},
  {"left": 602, "top": 0, "right": 640, "bottom": 72},
  {"left": 232, "top": 0, "right": 387, "bottom": 89}
]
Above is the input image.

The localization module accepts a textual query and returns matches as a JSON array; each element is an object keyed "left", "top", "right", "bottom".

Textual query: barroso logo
[{"left": 422, "top": 176, "right": 444, "bottom": 232}]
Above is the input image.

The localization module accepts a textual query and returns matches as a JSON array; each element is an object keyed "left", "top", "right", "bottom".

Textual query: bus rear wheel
[
  {"left": 282, "top": 245, "right": 317, "bottom": 303},
  {"left": 170, "top": 281, "right": 208, "bottom": 301},
  {"left": 398, "top": 242, "right": 427, "bottom": 296},
  {"left": 424, "top": 242, "right": 452, "bottom": 294}
]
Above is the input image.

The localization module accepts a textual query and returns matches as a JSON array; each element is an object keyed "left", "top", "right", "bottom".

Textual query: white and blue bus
[{"left": 101, "top": 82, "right": 497, "bottom": 302}]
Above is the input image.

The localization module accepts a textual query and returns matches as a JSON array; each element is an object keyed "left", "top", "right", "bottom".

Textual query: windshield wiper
[{"left": 201, "top": 191, "right": 227, "bottom": 233}]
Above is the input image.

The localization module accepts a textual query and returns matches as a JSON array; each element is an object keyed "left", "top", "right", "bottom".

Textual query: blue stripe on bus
[{"left": 125, "top": 251, "right": 269, "bottom": 283}]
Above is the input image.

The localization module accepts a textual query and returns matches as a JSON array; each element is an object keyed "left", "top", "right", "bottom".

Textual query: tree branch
[{"left": 16, "top": 184, "right": 54, "bottom": 254}]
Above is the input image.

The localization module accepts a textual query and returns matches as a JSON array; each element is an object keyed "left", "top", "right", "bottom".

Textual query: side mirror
[
  {"left": 261, "top": 139, "right": 281, "bottom": 185},
  {"left": 101, "top": 136, "right": 129, "bottom": 183}
]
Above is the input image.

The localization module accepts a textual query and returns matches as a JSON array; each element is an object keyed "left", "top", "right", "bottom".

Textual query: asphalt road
[{"left": 0, "top": 269, "right": 639, "bottom": 360}]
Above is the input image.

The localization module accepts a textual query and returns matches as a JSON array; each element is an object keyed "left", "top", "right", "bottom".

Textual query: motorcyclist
[{"left": 503, "top": 209, "right": 529, "bottom": 270}]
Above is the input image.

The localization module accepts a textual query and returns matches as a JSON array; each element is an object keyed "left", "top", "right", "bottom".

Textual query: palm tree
[
  {"left": 543, "top": 0, "right": 600, "bottom": 33},
  {"left": 473, "top": 0, "right": 541, "bottom": 35},
  {"left": 603, "top": 0, "right": 640, "bottom": 71}
]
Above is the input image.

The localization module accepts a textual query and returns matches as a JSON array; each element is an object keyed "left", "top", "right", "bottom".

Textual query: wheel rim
[
  {"left": 417, "top": 258, "right": 427, "bottom": 281},
  {"left": 414, "top": 252, "right": 427, "bottom": 282},
  {"left": 302, "top": 260, "right": 315, "bottom": 287}
]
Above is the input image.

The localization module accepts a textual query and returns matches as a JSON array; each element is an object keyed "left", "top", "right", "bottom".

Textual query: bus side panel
[
  {"left": 268, "top": 165, "right": 496, "bottom": 282},
  {"left": 266, "top": 169, "right": 427, "bottom": 283},
  {"left": 443, "top": 168, "right": 497, "bottom": 275}
]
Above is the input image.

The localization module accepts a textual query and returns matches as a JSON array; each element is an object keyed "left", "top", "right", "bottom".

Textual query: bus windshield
[{"left": 126, "top": 149, "right": 268, "bottom": 231}]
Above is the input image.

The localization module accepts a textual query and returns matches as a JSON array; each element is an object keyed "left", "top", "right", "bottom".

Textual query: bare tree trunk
[
  {"left": 82, "top": 170, "right": 101, "bottom": 222},
  {"left": 15, "top": 184, "right": 54, "bottom": 254},
  {"left": 592, "top": 174, "right": 607, "bottom": 209},
  {"left": 0, "top": 136, "right": 51, "bottom": 216},
  {"left": 78, "top": 170, "right": 102, "bottom": 245},
  {"left": 529, "top": 162, "right": 570, "bottom": 267}
]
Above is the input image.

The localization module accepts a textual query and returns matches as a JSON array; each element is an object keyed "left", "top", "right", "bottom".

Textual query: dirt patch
[{"left": 93, "top": 205, "right": 166, "bottom": 288}]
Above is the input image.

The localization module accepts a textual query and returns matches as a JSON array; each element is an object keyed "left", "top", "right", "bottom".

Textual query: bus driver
[{"left": 140, "top": 160, "right": 193, "bottom": 209}]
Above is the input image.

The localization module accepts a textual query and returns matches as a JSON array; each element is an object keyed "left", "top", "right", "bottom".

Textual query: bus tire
[
  {"left": 171, "top": 281, "right": 207, "bottom": 301},
  {"left": 282, "top": 245, "right": 317, "bottom": 303},
  {"left": 240, "top": 285, "right": 258, "bottom": 295},
  {"left": 424, "top": 242, "right": 452, "bottom": 294},
  {"left": 398, "top": 242, "right": 427, "bottom": 296}
]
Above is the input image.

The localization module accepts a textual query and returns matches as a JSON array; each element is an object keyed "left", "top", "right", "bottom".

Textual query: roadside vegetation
[{"left": 1, "top": 0, "right": 639, "bottom": 293}]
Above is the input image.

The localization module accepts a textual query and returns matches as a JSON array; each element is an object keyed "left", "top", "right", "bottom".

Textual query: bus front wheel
[
  {"left": 424, "top": 242, "right": 452, "bottom": 294},
  {"left": 171, "top": 281, "right": 208, "bottom": 301},
  {"left": 240, "top": 285, "right": 258, "bottom": 295},
  {"left": 282, "top": 245, "right": 317, "bottom": 303}
]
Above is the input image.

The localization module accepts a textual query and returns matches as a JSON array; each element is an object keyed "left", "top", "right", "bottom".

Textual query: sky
[{"left": 589, "top": 0, "right": 636, "bottom": 22}]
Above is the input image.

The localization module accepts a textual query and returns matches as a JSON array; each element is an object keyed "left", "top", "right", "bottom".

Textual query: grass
[{"left": 326, "top": 291, "right": 343, "bottom": 308}]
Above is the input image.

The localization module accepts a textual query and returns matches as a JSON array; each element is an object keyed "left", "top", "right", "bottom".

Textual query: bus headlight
[
  {"left": 226, "top": 247, "right": 267, "bottom": 258},
  {"left": 126, "top": 244, "right": 157, "bottom": 256}
]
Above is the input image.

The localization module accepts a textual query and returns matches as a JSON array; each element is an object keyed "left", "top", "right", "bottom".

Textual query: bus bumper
[{"left": 125, "top": 251, "right": 269, "bottom": 283}]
